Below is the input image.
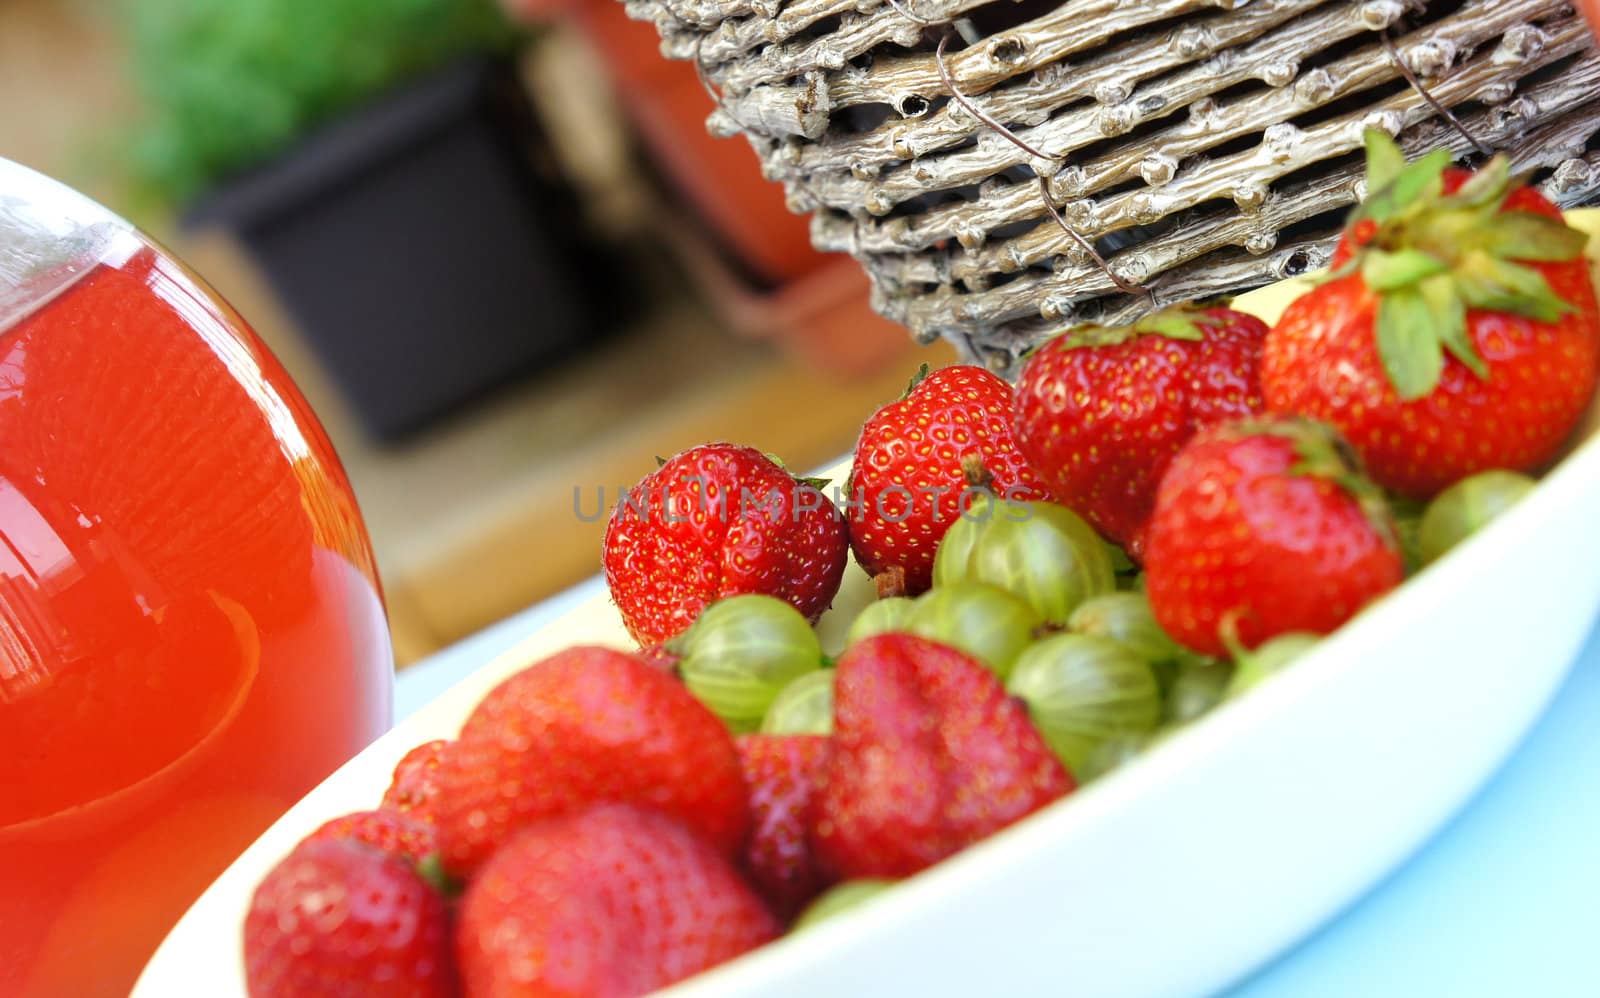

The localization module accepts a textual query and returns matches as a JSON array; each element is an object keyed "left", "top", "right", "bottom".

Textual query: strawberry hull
[{"left": 1263, "top": 160, "right": 1600, "bottom": 499}]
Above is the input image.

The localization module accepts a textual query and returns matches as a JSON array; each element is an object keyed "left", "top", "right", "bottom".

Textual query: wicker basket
[{"left": 624, "top": 0, "right": 1600, "bottom": 373}]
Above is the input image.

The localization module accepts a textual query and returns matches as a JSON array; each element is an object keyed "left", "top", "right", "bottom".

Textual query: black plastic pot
[{"left": 186, "top": 56, "right": 615, "bottom": 441}]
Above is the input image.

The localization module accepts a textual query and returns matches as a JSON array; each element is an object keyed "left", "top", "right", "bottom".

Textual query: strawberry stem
[
  {"left": 960, "top": 453, "right": 995, "bottom": 491},
  {"left": 416, "top": 852, "right": 463, "bottom": 900},
  {"left": 874, "top": 567, "right": 908, "bottom": 599},
  {"left": 1217, "top": 611, "right": 1253, "bottom": 660}
]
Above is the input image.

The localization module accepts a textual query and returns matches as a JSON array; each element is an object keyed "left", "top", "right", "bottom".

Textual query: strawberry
[
  {"left": 604, "top": 443, "right": 849, "bottom": 647},
  {"left": 848, "top": 365, "right": 1049, "bottom": 594},
  {"left": 813, "top": 634, "right": 1073, "bottom": 880},
  {"left": 735, "top": 733, "right": 833, "bottom": 920},
  {"left": 307, "top": 808, "right": 438, "bottom": 866},
  {"left": 434, "top": 646, "right": 749, "bottom": 877},
  {"left": 1143, "top": 417, "right": 1405, "bottom": 657},
  {"left": 381, "top": 739, "right": 451, "bottom": 826},
  {"left": 455, "top": 804, "right": 778, "bottom": 998},
  {"left": 244, "top": 838, "right": 453, "bottom": 998},
  {"left": 1262, "top": 131, "right": 1600, "bottom": 498},
  {"left": 1013, "top": 305, "right": 1269, "bottom": 559}
]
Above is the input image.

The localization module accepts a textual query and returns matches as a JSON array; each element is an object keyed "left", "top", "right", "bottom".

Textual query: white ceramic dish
[{"left": 136, "top": 216, "right": 1600, "bottom": 998}]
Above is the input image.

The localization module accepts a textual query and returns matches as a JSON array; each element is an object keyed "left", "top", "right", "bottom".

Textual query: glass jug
[{"left": 0, "top": 158, "right": 393, "bottom": 996}]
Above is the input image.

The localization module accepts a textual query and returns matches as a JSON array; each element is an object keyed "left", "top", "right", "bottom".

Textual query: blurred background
[{"left": 0, "top": 0, "right": 955, "bottom": 666}]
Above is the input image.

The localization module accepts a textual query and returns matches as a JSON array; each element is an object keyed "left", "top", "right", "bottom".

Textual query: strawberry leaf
[
  {"left": 1361, "top": 247, "right": 1447, "bottom": 292},
  {"left": 1454, "top": 252, "right": 1576, "bottom": 324},
  {"left": 901, "top": 363, "right": 931, "bottom": 400},
  {"left": 1284, "top": 419, "right": 1400, "bottom": 551},
  {"left": 1375, "top": 286, "right": 1446, "bottom": 401},
  {"left": 1389, "top": 149, "right": 1453, "bottom": 208},
  {"left": 1133, "top": 310, "right": 1209, "bottom": 342},
  {"left": 1469, "top": 211, "right": 1590, "bottom": 263},
  {"left": 1445, "top": 155, "right": 1511, "bottom": 210},
  {"left": 1360, "top": 148, "right": 1451, "bottom": 224},
  {"left": 1310, "top": 256, "right": 1361, "bottom": 287},
  {"left": 1064, "top": 323, "right": 1135, "bottom": 349},
  {"left": 1418, "top": 273, "right": 1484, "bottom": 381},
  {"left": 1364, "top": 129, "right": 1406, "bottom": 191}
]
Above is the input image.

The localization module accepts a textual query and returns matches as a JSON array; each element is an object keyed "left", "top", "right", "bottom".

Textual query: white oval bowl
[{"left": 136, "top": 219, "right": 1600, "bottom": 998}]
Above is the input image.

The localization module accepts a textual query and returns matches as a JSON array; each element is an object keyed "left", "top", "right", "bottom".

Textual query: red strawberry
[
  {"left": 1263, "top": 131, "right": 1600, "bottom": 498},
  {"left": 604, "top": 443, "right": 849, "bottom": 647},
  {"left": 435, "top": 646, "right": 749, "bottom": 877},
  {"left": 381, "top": 739, "right": 450, "bottom": 826},
  {"left": 1143, "top": 417, "right": 1405, "bottom": 657},
  {"left": 1013, "top": 305, "right": 1269, "bottom": 559},
  {"left": 455, "top": 805, "right": 778, "bottom": 998},
  {"left": 735, "top": 733, "right": 833, "bottom": 920},
  {"left": 308, "top": 808, "right": 438, "bottom": 866},
  {"left": 814, "top": 634, "right": 1073, "bottom": 879},
  {"left": 848, "top": 365, "right": 1049, "bottom": 594},
  {"left": 244, "top": 838, "right": 453, "bottom": 998}
]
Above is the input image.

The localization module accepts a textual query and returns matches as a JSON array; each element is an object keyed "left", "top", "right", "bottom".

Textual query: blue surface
[
  {"left": 397, "top": 596, "right": 1600, "bottom": 997},
  {"left": 1231, "top": 610, "right": 1600, "bottom": 998}
]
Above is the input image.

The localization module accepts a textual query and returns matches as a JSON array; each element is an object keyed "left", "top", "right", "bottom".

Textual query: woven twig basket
[{"left": 625, "top": 0, "right": 1600, "bottom": 373}]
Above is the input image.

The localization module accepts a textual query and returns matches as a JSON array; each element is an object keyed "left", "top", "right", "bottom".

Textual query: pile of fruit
[{"left": 242, "top": 134, "right": 1599, "bottom": 997}]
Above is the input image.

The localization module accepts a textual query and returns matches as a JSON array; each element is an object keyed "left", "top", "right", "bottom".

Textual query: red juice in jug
[{"left": 0, "top": 166, "right": 392, "bottom": 996}]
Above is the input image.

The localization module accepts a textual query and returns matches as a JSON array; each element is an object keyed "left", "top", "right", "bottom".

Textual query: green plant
[{"left": 123, "top": 0, "right": 518, "bottom": 207}]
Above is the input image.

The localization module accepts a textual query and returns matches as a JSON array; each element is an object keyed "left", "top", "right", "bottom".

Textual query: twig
[
  {"left": 1381, "top": 31, "right": 1494, "bottom": 158},
  {"left": 693, "top": 38, "right": 726, "bottom": 110},
  {"left": 882, "top": 0, "right": 939, "bottom": 28},
  {"left": 1038, "top": 177, "right": 1157, "bottom": 306},
  {"left": 932, "top": 32, "right": 1058, "bottom": 161}
]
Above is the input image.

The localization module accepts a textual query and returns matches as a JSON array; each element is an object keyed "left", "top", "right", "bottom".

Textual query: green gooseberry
[
  {"left": 1005, "top": 633, "right": 1162, "bottom": 776},
  {"left": 907, "top": 581, "right": 1041, "bottom": 680},
  {"left": 1392, "top": 514, "right": 1424, "bottom": 574},
  {"left": 1108, "top": 545, "right": 1144, "bottom": 592},
  {"left": 1076, "top": 731, "right": 1157, "bottom": 783},
  {"left": 761, "top": 668, "right": 835, "bottom": 735},
  {"left": 1227, "top": 632, "right": 1321, "bottom": 698},
  {"left": 931, "top": 489, "right": 988, "bottom": 579},
  {"left": 1419, "top": 470, "right": 1537, "bottom": 566},
  {"left": 1164, "top": 658, "right": 1234, "bottom": 726},
  {"left": 844, "top": 597, "right": 917, "bottom": 646},
  {"left": 793, "top": 879, "right": 896, "bottom": 930},
  {"left": 933, "top": 491, "right": 1117, "bottom": 625},
  {"left": 679, "top": 594, "right": 823, "bottom": 732},
  {"left": 1386, "top": 493, "right": 1427, "bottom": 573},
  {"left": 1068, "top": 591, "right": 1189, "bottom": 692}
]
